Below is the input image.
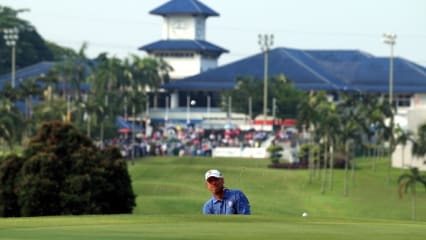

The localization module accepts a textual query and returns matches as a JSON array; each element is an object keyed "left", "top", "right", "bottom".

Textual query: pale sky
[{"left": 1, "top": 0, "right": 426, "bottom": 66}]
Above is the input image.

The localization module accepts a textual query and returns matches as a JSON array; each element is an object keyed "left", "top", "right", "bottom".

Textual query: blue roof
[
  {"left": 0, "top": 61, "right": 91, "bottom": 92},
  {"left": 308, "top": 52, "right": 426, "bottom": 93},
  {"left": 139, "top": 39, "right": 229, "bottom": 55},
  {"left": 163, "top": 47, "right": 426, "bottom": 93},
  {"left": 0, "top": 61, "right": 56, "bottom": 89},
  {"left": 115, "top": 117, "right": 144, "bottom": 131},
  {"left": 150, "top": 0, "right": 219, "bottom": 17},
  {"left": 164, "top": 47, "right": 350, "bottom": 91}
]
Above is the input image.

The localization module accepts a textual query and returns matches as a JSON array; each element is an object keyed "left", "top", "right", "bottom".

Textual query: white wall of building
[
  {"left": 411, "top": 93, "right": 426, "bottom": 107},
  {"left": 213, "top": 147, "right": 268, "bottom": 158},
  {"left": 200, "top": 57, "right": 217, "bottom": 72},
  {"left": 392, "top": 96, "right": 426, "bottom": 171},
  {"left": 162, "top": 15, "right": 206, "bottom": 40},
  {"left": 166, "top": 55, "right": 201, "bottom": 79}
]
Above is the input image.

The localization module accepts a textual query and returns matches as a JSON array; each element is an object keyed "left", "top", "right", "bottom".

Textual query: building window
[
  {"left": 396, "top": 94, "right": 412, "bottom": 107},
  {"left": 154, "top": 52, "right": 194, "bottom": 58}
]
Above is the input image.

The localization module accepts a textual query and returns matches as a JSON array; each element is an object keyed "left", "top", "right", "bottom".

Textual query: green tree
[
  {"left": 0, "top": 97, "right": 22, "bottom": 151},
  {"left": 360, "top": 95, "right": 393, "bottom": 174},
  {"left": 0, "top": 6, "right": 54, "bottom": 75},
  {"left": 15, "top": 77, "right": 43, "bottom": 137},
  {"left": 0, "top": 154, "right": 25, "bottom": 217},
  {"left": 398, "top": 167, "right": 426, "bottom": 221},
  {"left": 44, "top": 41, "right": 78, "bottom": 60},
  {"left": 137, "top": 56, "right": 172, "bottom": 109},
  {"left": 314, "top": 95, "right": 337, "bottom": 194},
  {"left": 32, "top": 98, "right": 67, "bottom": 123},
  {"left": 266, "top": 144, "right": 283, "bottom": 164},
  {"left": 222, "top": 76, "right": 263, "bottom": 117},
  {"left": 395, "top": 126, "right": 413, "bottom": 169},
  {"left": 223, "top": 75, "right": 306, "bottom": 119},
  {"left": 336, "top": 93, "right": 364, "bottom": 196},
  {"left": 0, "top": 120, "right": 136, "bottom": 217},
  {"left": 269, "top": 75, "right": 306, "bottom": 119},
  {"left": 297, "top": 91, "right": 325, "bottom": 183},
  {"left": 411, "top": 123, "right": 426, "bottom": 158},
  {"left": 88, "top": 54, "right": 125, "bottom": 139}
]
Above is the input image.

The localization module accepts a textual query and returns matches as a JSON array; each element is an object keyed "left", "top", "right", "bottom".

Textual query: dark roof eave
[
  {"left": 150, "top": 11, "right": 219, "bottom": 17},
  {"left": 142, "top": 49, "right": 229, "bottom": 55}
]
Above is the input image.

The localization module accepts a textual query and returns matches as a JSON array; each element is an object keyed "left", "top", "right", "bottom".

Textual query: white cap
[{"left": 205, "top": 169, "right": 223, "bottom": 181}]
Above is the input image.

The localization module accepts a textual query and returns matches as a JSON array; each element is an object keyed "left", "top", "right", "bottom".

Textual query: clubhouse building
[{"left": 1, "top": 0, "right": 426, "bottom": 169}]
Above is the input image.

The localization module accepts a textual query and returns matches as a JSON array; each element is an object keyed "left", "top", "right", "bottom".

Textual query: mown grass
[
  {"left": 0, "top": 156, "right": 425, "bottom": 240},
  {"left": 130, "top": 156, "right": 426, "bottom": 220}
]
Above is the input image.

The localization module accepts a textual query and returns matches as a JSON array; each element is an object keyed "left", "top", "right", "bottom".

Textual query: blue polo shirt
[{"left": 203, "top": 188, "right": 251, "bottom": 215}]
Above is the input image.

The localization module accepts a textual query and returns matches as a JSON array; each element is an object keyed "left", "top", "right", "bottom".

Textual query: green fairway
[
  {"left": 0, "top": 156, "right": 425, "bottom": 239},
  {"left": 0, "top": 215, "right": 425, "bottom": 240}
]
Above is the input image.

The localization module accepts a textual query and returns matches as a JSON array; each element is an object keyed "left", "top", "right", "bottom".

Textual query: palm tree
[
  {"left": 297, "top": 91, "right": 326, "bottom": 183},
  {"left": 0, "top": 6, "right": 30, "bottom": 28},
  {"left": 306, "top": 91, "right": 336, "bottom": 194},
  {"left": 361, "top": 95, "right": 393, "bottom": 176},
  {"left": 31, "top": 98, "right": 67, "bottom": 124},
  {"left": 411, "top": 123, "right": 426, "bottom": 159},
  {"left": 90, "top": 54, "right": 125, "bottom": 118},
  {"left": 0, "top": 99, "right": 22, "bottom": 151},
  {"left": 37, "top": 68, "right": 61, "bottom": 104},
  {"left": 71, "top": 43, "right": 92, "bottom": 101},
  {"left": 135, "top": 56, "right": 172, "bottom": 109},
  {"left": 398, "top": 167, "right": 426, "bottom": 221},
  {"left": 16, "top": 77, "right": 43, "bottom": 137},
  {"left": 337, "top": 92, "right": 364, "bottom": 196},
  {"left": 78, "top": 94, "right": 105, "bottom": 139}
]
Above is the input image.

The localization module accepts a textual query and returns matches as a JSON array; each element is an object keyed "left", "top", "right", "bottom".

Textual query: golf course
[{"left": 0, "top": 156, "right": 425, "bottom": 239}]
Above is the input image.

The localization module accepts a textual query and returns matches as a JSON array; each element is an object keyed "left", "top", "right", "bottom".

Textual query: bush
[
  {"left": 266, "top": 144, "right": 283, "bottom": 164},
  {"left": 0, "top": 120, "right": 136, "bottom": 217},
  {"left": 0, "top": 154, "right": 25, "bottom": 217}
]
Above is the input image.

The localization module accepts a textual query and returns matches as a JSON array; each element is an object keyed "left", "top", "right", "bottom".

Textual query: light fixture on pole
[
  {"left": 382, "top": 33, "right": 397, "bottom": 107},
  {"left": 248, "top": 96, "right": 252, "bottom": 124},
  {"left": 186, "top": 95, "right": 196, "bottom": 125},
  {"left": 207, "top": 95, "right": 211, "bottom": 127},
  {"left": 258, "top": 34, "right": 274, "bottom": 128},
  {"left": 186, "top": 95, "right": 190, "bottom": 125},
  {"left": 3, "top": 27, "right": 19, "bottom": 88},
  {"left": 165, "top": 95, "right": 169, "bottom": 126}
]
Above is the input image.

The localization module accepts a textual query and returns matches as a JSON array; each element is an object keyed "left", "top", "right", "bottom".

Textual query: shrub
[
  {"left": 267, "top": 144, "right": 283, "bottom": 164},
  {"left": 0, "top": 120, "right": 136, "bottom": 217},
  {"left": 0, "top": 154, "right": 25, "bottom": 217}
]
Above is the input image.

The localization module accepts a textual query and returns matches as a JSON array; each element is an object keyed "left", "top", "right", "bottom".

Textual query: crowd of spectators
[{"left": 102, "top": 124, "right": 277, "bottom": 159}]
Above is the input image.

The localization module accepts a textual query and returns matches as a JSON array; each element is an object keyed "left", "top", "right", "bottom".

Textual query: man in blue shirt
[{"left": 202, "top": 169, "right": 251, "bottom": 215}]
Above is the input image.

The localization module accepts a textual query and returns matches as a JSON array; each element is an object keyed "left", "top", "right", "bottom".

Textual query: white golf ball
[
  {"left": 190, "top": 100, "right": 196, "bottom": 105},
  {"left": 302, "top": 212, "right": 308, "bottom": 217}
]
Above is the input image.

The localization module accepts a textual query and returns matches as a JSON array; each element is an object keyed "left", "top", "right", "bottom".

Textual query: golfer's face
[{"left": 206, "top": 177, "right": 224, "bottom": 193}]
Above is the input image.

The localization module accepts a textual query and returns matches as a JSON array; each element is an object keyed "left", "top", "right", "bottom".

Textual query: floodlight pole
[
  {"left": 3, "top": 28, "right": 19, "bottom": 88},
  {"left": 165, "top": 95, "right": 169, "bottom": 126},
  {"left": 258, "top": 34, "right": 274, "bottom": 129},
  {"left": 248, "top": 96, "right": 252, "bottom": 124},
  {"left": 207, "top": 95, "right": 211, "bottom": 128},
  {"left": 382, "top": 33, "right": 397, "bottom": 108},
  {"left": 382, "top": 33, "right": 397, "bottom": 184},
  {"left": 186, "top": 95, "right": 190, "bottom": 125}
]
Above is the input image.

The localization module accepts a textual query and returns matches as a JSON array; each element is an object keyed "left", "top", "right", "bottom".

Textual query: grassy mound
[
  {"left": 130, "top": 156, "right": 426, "bottom": 221},
  {"left": 0, "top": 156, "right": 425, "bottom": 240}
]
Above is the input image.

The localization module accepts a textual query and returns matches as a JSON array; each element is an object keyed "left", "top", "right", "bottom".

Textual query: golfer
[{"left": 202, "top": 169, "right": 251, "bottom": 215}]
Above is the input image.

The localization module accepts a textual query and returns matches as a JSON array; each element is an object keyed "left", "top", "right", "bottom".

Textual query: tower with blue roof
[{"left": 139, "top": 0, "right": 228, "bottom": 81}]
